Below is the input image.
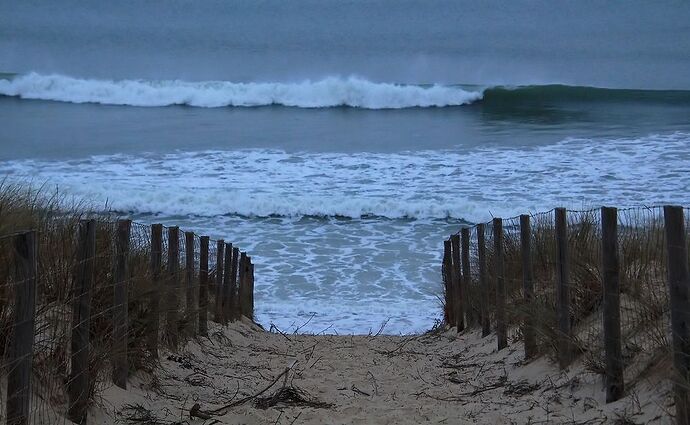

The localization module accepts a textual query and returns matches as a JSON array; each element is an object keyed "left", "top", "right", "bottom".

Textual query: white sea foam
[
  {"left": 0, "top": 72, "right": 483, "bottom": 109},
  {"left": 2, "top": 132, "right": 689, "bottom": 333},
  {"left": 2, "top": 132, "right": 688, "bottom": 222}
]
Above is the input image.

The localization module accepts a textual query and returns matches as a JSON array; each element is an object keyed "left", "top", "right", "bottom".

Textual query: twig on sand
[
  {"left": 376, "top": 336, "right": 417, "bottom": 356},
  {"left": 269, "top": 323, "right": 292, "bottom": 341},
  {"left": 289, "top": 412, "right": 303, "bottom": 425},
  {"left": 307, "top": 355, "right": 323, "bottom": 369},
  {"left": 367, "top": 318, "right": 390, "bottom": 339},
  {"left": 255, "top": 386, "right": 334, "bottom": 409},
  {"left": 459, "top": 375, "right": 507, "bottom": 396},
  {"left": 318, "top": 324, "right": 334, "bottom": 335},
  {"left": 367, "top": 371, "right": 380, "bottom": 396},
  {"left": 350, "top": 384, "right": 371, "bottom": 397},
  {"left": 293, "top": 313, "right": 317, "bottom": 334},
  {"left": 190, "top": 403, "right": 213, "bottom": 420},
  {"left": 208, "top": 361, "right": 298, "bottom": 415},
  {"left": 299, "top": 342, "right": 319, "bottom": 356},
  {"left": 413, "top": 392, "right": 464, "bottom": 403}
]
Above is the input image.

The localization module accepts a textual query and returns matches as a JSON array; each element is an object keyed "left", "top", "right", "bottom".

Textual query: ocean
[{"left": 1, "top": 0, "right": 689, "bottom": 334}]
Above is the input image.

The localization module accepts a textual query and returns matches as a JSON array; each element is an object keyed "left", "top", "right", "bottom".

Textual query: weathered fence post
[
  {"left": 664, "top": 205, "right": 690, "bottom": 425},
  {"left": 166, "top": 226, "right": 180, "bottom": 348},
  {"left": 477, "top": 223, "right": 490, "bottom": 337},
  {"left": 461, "top": 228, "right": 474, "bottom": 327},
  {"left": 6, "top": 231, "right": 37, "bottom": 425},
  {"left": 601, "top": 207, "right": 624, "bottom": 402},
  {"left": 443, "top": 239, "right": 455, "bottom": 325},
  {"left": 450, "top": 234, "right": 465, "bottom": 331},
  {"left": 520, "top": 215, "right": 537, "bottom": 360},
  {"left": 494, "top": 218, "right": 507, "bottom": 350},
  {"left": 230, "top": 246, "right": 240, "bottom": 320},
  {"left": 240, "top": 255, "right": 254, "bottom": 320},
  {"left": 214, "top": 240, "right": 225, "bottom": 323},
  {"left": 238, "top": 252, "right": 246, "bottom": 317},
  {"left": 242, "top": 256, "right": 254, "bottom": 320},
  {"left": 222, "top": 243, "right": 233, "bottom": 323},
  {"left": 247, "top": 258, "right": 254, "bottom": 320},
  {"left": 68, "top": 219, "right": 96, "bottom": 424},
  {"left": 198, "top": 236, "right": 209, "bottom": 336},
  {"left": 112, "top": 219, "right": 131, "bottom": 390},
  {"left": 147, "top": 224, "right": 163, "bottom": 357},
  {"left": 555, "top": 208, "right": 572, "bottom": 368},
  {"left": 185, "top": 231, "right": 195, "bottom": 334},
  {"left": 242, "top": 256, "right": 254, "bottom": 319}
]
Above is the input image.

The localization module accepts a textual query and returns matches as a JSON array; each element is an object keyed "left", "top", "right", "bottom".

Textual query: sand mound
[{"left": 89, "top": 319, "right": 672, "bottom": 424}]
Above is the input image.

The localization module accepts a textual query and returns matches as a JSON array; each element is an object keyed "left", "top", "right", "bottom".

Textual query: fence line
[
  {"left": 0, "top": 217, "right": 256, "bottom": 424},
  {"left": 443, "top": 205, "right": 689, "bottom": 424}
]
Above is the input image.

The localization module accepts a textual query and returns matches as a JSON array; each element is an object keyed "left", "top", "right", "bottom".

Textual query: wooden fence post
[
  {"left": 664, "top": 205, "right": 690, "bottom": 425},
  {"left": 185, "top": 231, "right": 196, "bottom": 334},
  {"left": 494, "top": 218, "right": 507, "bottom": 350},
  {"left": 239, "top": 252, "right": 251, "bottom": 318},
  {"left": 248, "top": 260, "right": 255, "bottom": 320},
  {"left": 222, "top": 243, "right": 233, "bottom": 323},
  {"left": 520, "top": 215, "right": 537, "bottom": 360},
  {"left": 450, "top": 234, "right": 464, "bottom": 331},
  {"left": 461, "top": 228, "right": 474, "bottom": 327},
  {"left": 477, "top": 223, "right": 491, "bottom": 337},
  {"left": 166, "top": 226, "right": 180, "bottom": 348},
  {"left": 6, "top": 231, "right": 37, "bottom": 425},
  {"left": 230, "top": 246, "right": 240, "bottom": 320},
  {"left": 198, "top": 236, "right": 209, "bottom": 336},
  {"left": 68, "top": 219, "right": 96, "bottom": 424},
  {"left": 601, "top": 207, "right": 624, "bottom": 402},
  {"left": 555, "top": 208, "right": 572, "bottom": 368},
  {"left": 214, "top": 240, "right": 225, "bottom": 323},
  {"left": 148, "top": 224, "right": 162, "bottom": 358},
  {"left": 238, "top": 252, "right": 246, "bottom": 318},
  {"left": 112, "top": 219, "right": 131, "bottom": 390},
  {"left": 443, "top": 239, "right": 455, "bottom": 325}
]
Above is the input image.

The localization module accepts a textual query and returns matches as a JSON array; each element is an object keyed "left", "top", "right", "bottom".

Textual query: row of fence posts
[
  {"left": 4, "top": 219, "right": 255, "bottom": 425},
  {"left": 443, "top": 206, "right": 689, "bottom": 424}
]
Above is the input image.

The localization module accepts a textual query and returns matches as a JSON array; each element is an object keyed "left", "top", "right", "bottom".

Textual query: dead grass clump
[
  {"left": 0, "top": 182, "right": 190, "bottom": 421},
  {"left": 445, "top": 206, "right": 673, "bottom": 378},
  {"left": 255, "top": 386, "right": 335, "bottom": 409}
]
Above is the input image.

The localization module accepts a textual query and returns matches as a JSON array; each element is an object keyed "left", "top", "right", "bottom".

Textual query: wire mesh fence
[
  {"left": 0, "top": 216, "right": 255, "bottom": 425},
  {"left": 443, "top": 205, "right": 688, "bottom": 411}
]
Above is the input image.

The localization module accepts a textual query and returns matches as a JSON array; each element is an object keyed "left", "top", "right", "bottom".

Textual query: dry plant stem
[{"left": 210, "top": 361, "right": 298, "bottom": 415}]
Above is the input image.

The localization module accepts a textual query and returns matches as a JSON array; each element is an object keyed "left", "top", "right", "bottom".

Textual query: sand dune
[{"left": 92, "top": 320, "right": 672, "bottom": 424}]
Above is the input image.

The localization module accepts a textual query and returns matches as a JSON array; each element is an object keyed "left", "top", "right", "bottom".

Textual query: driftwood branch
[{"left": 209, "top": 361, "right": 298, "bottom": 415}]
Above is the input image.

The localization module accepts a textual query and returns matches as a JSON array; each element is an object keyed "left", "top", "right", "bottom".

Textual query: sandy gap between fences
[{"left": 88, "top": 319, "right": 673, "bottom": 424}]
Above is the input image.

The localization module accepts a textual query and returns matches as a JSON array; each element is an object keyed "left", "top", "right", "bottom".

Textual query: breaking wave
[{"left": 0, "top": 72, "right": 482, "bottom": 109}]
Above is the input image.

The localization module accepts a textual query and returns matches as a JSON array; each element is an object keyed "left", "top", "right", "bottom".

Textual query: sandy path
[{"left": 93, "top": 320, "right": 673, "bottom": 424}]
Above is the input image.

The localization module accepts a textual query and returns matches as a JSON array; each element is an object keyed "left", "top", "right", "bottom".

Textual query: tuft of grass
[
  {"left": 444, "top": 206, "right": 673, "bottom": 380},
  {"left": 0, "top": 182, "right": 203, "bottom": 421}
]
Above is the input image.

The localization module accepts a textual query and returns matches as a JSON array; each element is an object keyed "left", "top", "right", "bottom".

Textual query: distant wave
[
  {"left": 481, "top": 84, "right": 690, "bottom": 106},
  {"left": 0, "top": 72, "right": 482, "bottom": 109},
  {"left": 3, "top": 72, "right": 689, "bottom": 109}
]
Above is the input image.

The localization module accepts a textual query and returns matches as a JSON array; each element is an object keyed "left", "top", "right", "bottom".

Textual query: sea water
[{"left": 1, "top": 0, "right": 690, "bottom": 334}]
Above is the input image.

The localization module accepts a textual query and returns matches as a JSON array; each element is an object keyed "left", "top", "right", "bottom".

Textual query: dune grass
[
  {"left": 444, "top": 207, "right": 674, "bottom": 381},
  {"left": 0, "top": 182, "right": 214, "bottom": 422}
]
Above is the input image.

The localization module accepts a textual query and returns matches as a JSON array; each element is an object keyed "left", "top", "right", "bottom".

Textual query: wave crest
[{"left": 0, "top": 72, "right": 483, "bottom": 109}]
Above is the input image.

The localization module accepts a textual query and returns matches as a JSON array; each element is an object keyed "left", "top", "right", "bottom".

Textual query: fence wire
[
  {"left": 444, "top": 205, "right": 681, "bottom": 385},
  {"left": 0, "top": 216, "right": 248, "bottom": 424}
]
